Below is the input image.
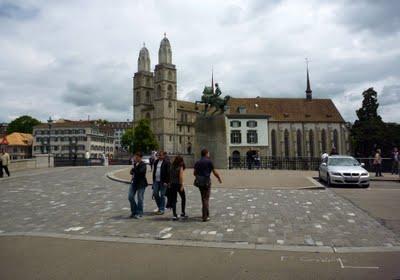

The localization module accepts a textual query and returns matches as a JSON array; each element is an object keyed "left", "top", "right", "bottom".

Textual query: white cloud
[{"left": 0, "top": 0, "right": 399, "bottom": 123}]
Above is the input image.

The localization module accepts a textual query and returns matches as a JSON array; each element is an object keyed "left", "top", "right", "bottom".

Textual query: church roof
[
  {"left": 227, "top": 97, "right": 345, "bottom": 123},
  {"left": 0, "top": 132, "right": 33, "bottom": 146},
  {"left": 177, "top": 100, "right": 198, "bottom": 112}
]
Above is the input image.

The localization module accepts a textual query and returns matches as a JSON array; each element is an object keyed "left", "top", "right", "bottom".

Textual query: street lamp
[{"left": 47, "top": 116, "right": 53, "bottom": 167}]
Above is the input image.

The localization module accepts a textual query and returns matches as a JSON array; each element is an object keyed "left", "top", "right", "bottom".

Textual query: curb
[
  {"left": 1, "top": 232, "right": 400, "bottom": 253},
  {"left": 106, "top": 170, "right": 130, "bottom": 184}
]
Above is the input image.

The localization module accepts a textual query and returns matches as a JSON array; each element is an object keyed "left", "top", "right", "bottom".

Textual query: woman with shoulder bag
[{"left": 169, "top": 156, "right": 187, "bottom": 220}]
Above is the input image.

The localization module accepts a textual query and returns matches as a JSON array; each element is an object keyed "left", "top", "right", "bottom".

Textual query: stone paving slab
[
  {"left": 0, "top": 167, "right": 398, "bottom": 248},
  {"left": 112, "top": 167, "right": 318, "bottom": 189}
]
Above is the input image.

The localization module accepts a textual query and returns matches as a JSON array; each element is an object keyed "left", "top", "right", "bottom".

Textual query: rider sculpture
[{"left": 195, "top": 83, "right": 230, "bottom": 115}]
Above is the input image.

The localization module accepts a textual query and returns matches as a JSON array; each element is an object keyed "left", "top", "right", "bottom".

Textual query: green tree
[
  {"left": 351, "top": 88, "right": 385, "bottom": 157},
  {"left": 7, "top": 115, "right": 41, "bottom": 134},
  {"left": 121, "top": 128, "right": 135, "bottom": 153},
  {"left": 121, "top": 119, "right": 158, "bottom": 154}
]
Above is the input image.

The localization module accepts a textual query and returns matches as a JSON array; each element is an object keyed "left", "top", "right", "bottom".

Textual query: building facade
[
  {"left": 32, "top": 120, "right": 115, "bottom": 159},
  {"left": 0, "top": 132, "right": 33, "bottom": 160},
  {"left": 102, "top": 121, "right": 132, "bottom": 152},
  {"left": 133, "top": 35, "right": 196, "bottom": 154},
  {"left": 133, "top": 36, "right": 349, "bottom": 160}
]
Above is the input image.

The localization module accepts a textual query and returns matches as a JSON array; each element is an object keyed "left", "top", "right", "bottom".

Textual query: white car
[
  {"left": 319, "top": 155, "right": 370, "bottom": 188},
  {"left": 142, "top": 155, "right": 151, "bottom": 165}
]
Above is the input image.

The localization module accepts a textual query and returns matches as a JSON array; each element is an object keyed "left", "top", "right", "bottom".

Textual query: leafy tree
[
  {"left": 121, "top": 128, "right": 135, "bottom": 153},
  {"left": 7, "top": 115, "right": 41, "bottom": 134},
  {"left": 351, "top": 88, "right": 386, "bottom": 157},
  {"left": 121, "top": 119, "right": 158, "bottom": 154}
]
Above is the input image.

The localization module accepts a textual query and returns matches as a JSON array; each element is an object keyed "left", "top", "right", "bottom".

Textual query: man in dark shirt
[{"left": 194, "top": 148, "right": 222, "bottom": 222}]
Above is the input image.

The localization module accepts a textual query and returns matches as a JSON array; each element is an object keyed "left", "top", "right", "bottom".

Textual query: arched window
[
  {"left": 136, "top": 91, "right": 140, "bottom": 104},
  {"left": 333, "top": 129, "right": 339, "bottom": 151},
  {"left": 309, "top": 130, "right": 315, "bottom": 158},
  {"left": 157, "top": 85, "right": 162, "bottom": 99},
  {"left": 321, "top": 129, "right": 327, "bottom": 153},
  {"left": 167, "top": 85, "right": 173, "bottom": 99},
  {"left": 145, "top": 112, "right": 151, "bottom": 119},
  {"left": 168, "top": 70, "right": 173, "bottom": 81},
  {"left": 271, "top": 129, "right": 277, "bottom": 157},
  {"left": 284, "top": 129, "right": 290, "bottom": 158},
  {"left": 146, "top": 77, "right": 151, "bottom": 87},
  {"left": 296, "top": 129, "right": 302, "bottom": 157},
  {"left": 146, "top": 91, "right": 150, "bottom": 104}
]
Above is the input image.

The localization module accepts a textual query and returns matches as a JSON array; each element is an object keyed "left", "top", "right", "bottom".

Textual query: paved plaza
[{"left": 0, "top": 166, "right": 399, "bottom": 249}]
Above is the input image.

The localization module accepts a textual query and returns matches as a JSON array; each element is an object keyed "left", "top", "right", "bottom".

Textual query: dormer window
[
  {"left": 246, "top": 121, "right": 257, "bottom": 128},
  {"left": 238, "top": 106, "right": 246, "bottom": 114},
  {"left": 305, "top": 114, "right": 311, "bottom": 118},
  {"left": 283, "top": 113, "right": 289, "bottom": 118},
  {"left": 230, "top": 121, "right": 241, "bottom": 128}
]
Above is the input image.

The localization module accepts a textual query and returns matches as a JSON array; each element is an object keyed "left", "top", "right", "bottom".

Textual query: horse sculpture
[{"left": 195, "top": 83, "right": 230, "bottom": 116}]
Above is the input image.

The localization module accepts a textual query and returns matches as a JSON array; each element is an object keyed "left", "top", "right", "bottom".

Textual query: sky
[{"left": 0, "top": 0, "right": 399, "bottom": 123}]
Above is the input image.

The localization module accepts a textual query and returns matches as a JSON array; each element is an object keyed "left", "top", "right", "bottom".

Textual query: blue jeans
[
  {"left": 128, "top": 183, "right": 146, "bottom": 216},
  {"left": 153, "top": 182, "right": 167, "bottom": 212}
]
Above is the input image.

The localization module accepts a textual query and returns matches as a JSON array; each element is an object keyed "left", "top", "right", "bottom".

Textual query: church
[{"left": 133, "top": 35, "right": 350, "bottom": 160}]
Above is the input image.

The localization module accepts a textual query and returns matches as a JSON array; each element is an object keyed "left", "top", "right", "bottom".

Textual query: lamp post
[{"left": 47, "top": 116, "right": 53, "bottom": 167}]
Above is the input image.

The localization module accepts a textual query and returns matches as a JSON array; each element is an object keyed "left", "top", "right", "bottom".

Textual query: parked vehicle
[
  {"left": 142, "top": 155, "right": 151, "bottom": 165},
  {"left": 319, "top": 155, "right": 370, "bottom": 188}
]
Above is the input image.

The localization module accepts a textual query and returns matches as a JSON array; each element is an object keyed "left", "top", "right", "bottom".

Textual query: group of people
[
  {"left": 0, "top": 150, "right": 11, "bottom": 178},
  {"left": 128, "top": 148, "right": 222, "bottom": 221},
  {"left": 246, "top": 149, "right": 261, "bottom": 169},
  {"left": 372, "top": 147, "right": 400, "bottom": 177}
]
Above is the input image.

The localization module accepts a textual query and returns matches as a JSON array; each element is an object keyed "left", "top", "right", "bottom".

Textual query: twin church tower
[{"left": 133, "top": 34, "right": 197, "bottom": 154}]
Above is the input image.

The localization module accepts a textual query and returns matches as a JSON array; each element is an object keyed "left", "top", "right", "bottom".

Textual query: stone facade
[
  {"left": 33, "top": 120, "right": 115, "bottom": 159},
  {"left": 133, "top": 36, "right": 350, "bottom": 161},
  {"left": 133, "top": 36, "right": 196, "bottom": 154}
]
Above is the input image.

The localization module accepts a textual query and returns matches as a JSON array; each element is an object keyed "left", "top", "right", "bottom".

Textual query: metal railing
[
  {"left": 228, "top": 156, "right": 322, "bottom": 170},
  {"left": 229, "top": 156, "right": 398, "bottom": 172}
]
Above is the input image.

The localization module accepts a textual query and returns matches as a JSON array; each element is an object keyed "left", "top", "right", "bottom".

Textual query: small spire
[
  {"left": 143, "top": 42, "right": 145, "bottom": 47},
  {"left": 305, "top": 58, "right": 312, "bottom": 100},
  {"left": 164, "top": 32, "right": 166, "bottom": 38}
]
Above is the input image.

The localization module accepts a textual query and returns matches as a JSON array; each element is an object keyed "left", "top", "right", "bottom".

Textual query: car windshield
[{"left": 328, "top": 158, "right": 360, "bottom": 166}]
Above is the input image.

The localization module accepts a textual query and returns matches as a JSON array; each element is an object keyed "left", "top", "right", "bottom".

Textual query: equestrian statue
[{"left": 195, "top": 83, "right": 230, "bottom": 116}]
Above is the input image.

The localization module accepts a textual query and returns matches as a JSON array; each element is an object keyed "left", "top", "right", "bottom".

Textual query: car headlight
[
  {"left": 330, "top": 172, "right": 341, "bottom": 176},
  {"left": 361, "top": 173, "right": 369, "bottom": 176}
]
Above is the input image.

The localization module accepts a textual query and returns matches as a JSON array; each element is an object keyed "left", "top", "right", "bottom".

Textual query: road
[{"left": 1, "top": 236, "right": 399, "bottom": 280}]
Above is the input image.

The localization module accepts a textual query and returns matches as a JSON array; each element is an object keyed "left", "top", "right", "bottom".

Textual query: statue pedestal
[{"left": 194, "top": 114, "right": 228, "bottom": 169}]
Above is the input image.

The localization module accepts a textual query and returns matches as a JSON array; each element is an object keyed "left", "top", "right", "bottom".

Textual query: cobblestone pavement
[{"left": 0, "top": 167, "right": 399, "bottom": 247}]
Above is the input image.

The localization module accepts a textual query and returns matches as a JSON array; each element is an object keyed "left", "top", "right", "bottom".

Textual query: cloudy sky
[{"left": 0, "top": 0, "right": 399, "bottom": 123}]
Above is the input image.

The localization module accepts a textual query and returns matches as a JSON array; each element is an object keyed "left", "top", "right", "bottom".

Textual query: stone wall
[{"left": 8, "top": 154, "right": 54, "bottom": 172}]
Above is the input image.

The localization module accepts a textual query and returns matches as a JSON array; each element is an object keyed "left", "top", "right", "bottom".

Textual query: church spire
[{"left": 305, "top": 58, "right": 312, "bottom": 100}]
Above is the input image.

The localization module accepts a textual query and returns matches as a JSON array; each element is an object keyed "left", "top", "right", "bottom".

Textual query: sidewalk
[{"left": 370, "top": 173, "right": 400, "bottom": 182}]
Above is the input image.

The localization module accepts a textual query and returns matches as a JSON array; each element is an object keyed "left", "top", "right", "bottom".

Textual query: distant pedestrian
[
  {"left": 254, "top": 150, "right": 261, "bottom": 169},
  {"left": 187, "top": 142, "right": 192, "bottom": 154},
  {"left": 391, "top": 147, "right": 399, "bottom": 175},
  {"left": 85, "top": 151, "right": 90, "bottom": 166},
  {"left": 373, "top": 149, "right": 383, "bottom": 177},
  {"left": 330, "top": 147, "right": 338, "bottom": 156},
  {"left": 194, "top": 148, "right": 222, "bottom": 222},
  {"left": 246, "top": 148, "right": 253, "bottom": 169},
  {"left": 152, "top": 151, "right": 171, "bottom": 215},
  {"left": 128, "top": 152, "right": 148, "bottom": 219},
  {"left": 0, "top": 153, "right": 3, "bottom": 178},
  {"left": 0, "top": 150, "right": 10, "bottom": 177},
  {"left": 169, "top": 155, "right": 187, "bottom": 220}
]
